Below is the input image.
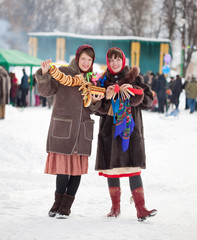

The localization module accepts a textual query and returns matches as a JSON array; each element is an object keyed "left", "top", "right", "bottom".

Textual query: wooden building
[{"left": 28, "top": 32, "right": 171, "bottom": 74}]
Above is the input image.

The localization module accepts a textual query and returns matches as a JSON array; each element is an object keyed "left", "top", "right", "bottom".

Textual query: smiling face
[
  {"left": 78, "top": 52, "right": 93, "bottom": 72},
  {"left": 109, "top": 55, "right": 123, "bottom": 73}
]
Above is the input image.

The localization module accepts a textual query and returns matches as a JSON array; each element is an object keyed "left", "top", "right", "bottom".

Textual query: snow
[
  {"left": 0, "top": 93, "right": 197, "bottom": 240},
  {"left": 28, "top": 31, "right": 171, "bottom": 43}
]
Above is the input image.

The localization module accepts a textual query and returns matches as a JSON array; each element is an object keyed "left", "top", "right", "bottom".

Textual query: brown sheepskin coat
[
  {"left": 95, "top": 66, "right": 153, "bottom": 171},
  {"left": 35, "top": 59, "right": 101, "bottom": 156},
  {"left": 0, "top": 66, "right": 10, "bottom": 105}
]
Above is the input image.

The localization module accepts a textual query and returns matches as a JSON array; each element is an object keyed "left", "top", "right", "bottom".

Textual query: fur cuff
[
  {"left": 35, "top": 68, "right": 52, "bottom": 83},
  {"left": 89, "top": 100, "right": 102, "bottom": 112},
  {"left": 130, "top": 86, "right": 144, "bottom": 106}
]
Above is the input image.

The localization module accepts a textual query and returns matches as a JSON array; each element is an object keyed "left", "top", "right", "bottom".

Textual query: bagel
[
  {"left": 59, "top": 75, "right": 67, "bottom": 85},
  {"left": 58, "top": 72, "right": 64, "bottom": 81},
  {"left": 66, "top": 75, "right": 73, "bottom": 86},
  {"left": 49, "top": 65, "right": 57, "bottom": 75},
  {"left": 83, "top": 93, "right": 92, "bottom": 107}
]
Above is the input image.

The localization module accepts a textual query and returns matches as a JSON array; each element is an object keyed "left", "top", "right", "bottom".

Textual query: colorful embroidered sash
[{"left": 112, "top": 98, "right": 135, "bottom": 152}]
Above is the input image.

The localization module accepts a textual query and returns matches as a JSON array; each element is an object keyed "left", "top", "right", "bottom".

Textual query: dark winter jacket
[
  {"left": 95, "top": 66, "right": 153, "bottom": 171},
  {"left": 173, "top": 77, "right": 182, "bottom": 97},
  {"left": 151, "top": 77, "right": 158, "bottom": 92},
  {"left": 20, "top": 72, "right": 29, "bottom": 89},
  {"left": 35, "top": 59, "right": 101, "bottom": 156},
  {"left": 156, "top": 74, "right": 167, "bottom": 100}
]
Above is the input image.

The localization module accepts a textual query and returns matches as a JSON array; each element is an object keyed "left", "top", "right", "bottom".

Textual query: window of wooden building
[
  {"left": 56, "top": 38, "right": 66, "bottom": 62},
  {"left": 28, "top": 37, "right": 38, "bottom": 58}
]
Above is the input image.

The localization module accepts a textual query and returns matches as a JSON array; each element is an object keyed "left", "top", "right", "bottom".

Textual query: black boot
[
  {"left": 56, "top": 193, "right": 75, "bottom": 219},
  {"left": 48, "top": 192, "right": 63, "bottom": 217}
]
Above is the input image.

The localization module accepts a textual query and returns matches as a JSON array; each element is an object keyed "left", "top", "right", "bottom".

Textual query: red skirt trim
[{"left": 99, "top": 171, "right": 141, "bottom": 178}]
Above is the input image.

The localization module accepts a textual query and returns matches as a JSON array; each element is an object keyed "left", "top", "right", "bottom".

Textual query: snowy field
[{"left": 0, "top": 93, "right": 197, "bottom": 240}]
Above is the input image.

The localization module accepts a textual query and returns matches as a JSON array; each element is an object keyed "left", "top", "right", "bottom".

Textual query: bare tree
[
  {"left": 115, "top": 0, "right": 153, "bottom": 36},
  {"left": 176, "top": 0, "right": 197, "bottom": 75},
  {"left": 162, "top": 0, "right": 178, "bottom": 41},
  {"left": 94, "top": 0, "right": 115, "bottom": 35},
  {"left": 183, "top": 0, "right": 197, "bottom": 73}
]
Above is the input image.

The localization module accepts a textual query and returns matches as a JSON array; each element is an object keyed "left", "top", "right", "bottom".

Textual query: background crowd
[
  {"left": 1, "top": 65, "right": 197, "bottom": 120},
  {"left": 0, "top": 67, "right": 54, "bottom": 119},
  {"left": 143, "top": 71, "right": 197, "bottom": 114}
]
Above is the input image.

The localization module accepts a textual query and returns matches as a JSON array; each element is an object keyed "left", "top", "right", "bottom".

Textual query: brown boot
[
  {"left": 48, "top": 192, "right": 63, "bottom": 217},
  {"left": 131, "top": 187, "right": 157, "bottom": 221},
  {"left": 56, "top": 193, "right": 75, "bottom": 219},
  {"left": 107, "top": 186, "right": 121, "bottom": 218}
]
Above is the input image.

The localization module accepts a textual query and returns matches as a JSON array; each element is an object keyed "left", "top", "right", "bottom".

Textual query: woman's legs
[
  {"left": 107, "top": 178, "right": 121, "bottom": 217},
  {"left": 66, "top": 175, "right": 81, "bottom": 196},
  {"left": 129, "top": 175, "right": 157, "bottom": 221},
  {"left": 56, "top": 174, "right": 69, "bottom": 194},
  {"left": 49, "top": 175, "right": 81, "bottom": 218},
  {"left": 129, "top": 175, "right": 143, "bottom": 191},
  {"left": 35, "top": 95, "right": 40, "bottom": 106},
  {"left": 187, "top": 98, "right": 196, "bottom": 113},
  {"left": 56, "top": 175, "right": 81, "bottom": 218},
  {"left": 48, "top": 174, "right": 69, "bottom": 217},
  {"left": 107, "top": 177, "right": 120, "bottom": 187},
  {"left": 56, "top": 174, "right": 81, "bottom": 196}
]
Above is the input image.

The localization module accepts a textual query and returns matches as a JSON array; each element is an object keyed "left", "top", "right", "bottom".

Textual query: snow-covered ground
[{"left": 0, "top": 93, "right": 197, "bottom": 240}]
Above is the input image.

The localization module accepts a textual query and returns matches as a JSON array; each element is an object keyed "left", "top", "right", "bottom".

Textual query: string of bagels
[
  {"left": 48, "top": 63, "right": 143, "bottom": 108},
  {"left": 49, "top": 64, "right": 105, "bottom": 107}
]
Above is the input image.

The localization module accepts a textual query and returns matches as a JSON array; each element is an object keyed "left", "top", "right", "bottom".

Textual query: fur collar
[{"left": 68, "top": 58, "right": 81, "bottom": 75}]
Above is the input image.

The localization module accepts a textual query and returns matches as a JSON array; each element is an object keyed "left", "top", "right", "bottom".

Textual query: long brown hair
[{"left": 107, "top": 48, "right": 123, "bottom": 60}]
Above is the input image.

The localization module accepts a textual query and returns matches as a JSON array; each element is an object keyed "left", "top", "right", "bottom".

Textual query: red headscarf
[{"left": 106, "top": 47, "right": 126, "bottom": 75}]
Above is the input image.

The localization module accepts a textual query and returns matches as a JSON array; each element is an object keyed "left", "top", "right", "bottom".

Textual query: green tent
[{"left": 0, "top": 49, "right": 43, "bottom": 105}]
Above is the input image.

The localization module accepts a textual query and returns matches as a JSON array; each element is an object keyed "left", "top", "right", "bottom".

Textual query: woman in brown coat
[
  {"left": 36, "top": 45, "right": 103, "bottom": 219},
  {"left": 95, "top": 47, "right": 157, "bottom": 221}
]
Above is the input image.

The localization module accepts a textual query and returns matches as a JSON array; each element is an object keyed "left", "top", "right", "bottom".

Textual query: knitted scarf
[{"left": 112, "top": 98, "right": 135, "bottom": 152}]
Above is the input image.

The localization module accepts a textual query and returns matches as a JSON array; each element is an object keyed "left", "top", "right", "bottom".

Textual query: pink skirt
[{"left": 44, "top": 152, "right": 88, "bottom": 176}]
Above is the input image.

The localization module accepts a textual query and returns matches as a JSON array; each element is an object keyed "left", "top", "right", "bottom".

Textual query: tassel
[{"left": 111, "top": 98, "right": 120, "bottom": 124}]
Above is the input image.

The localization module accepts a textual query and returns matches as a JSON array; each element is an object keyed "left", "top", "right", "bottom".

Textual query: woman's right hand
[
  {"left": 106, "top": 85, "right": 115, "bottom": 99},
  {"left": 41, "top": 59, "right": 51, "bottom": 75}
]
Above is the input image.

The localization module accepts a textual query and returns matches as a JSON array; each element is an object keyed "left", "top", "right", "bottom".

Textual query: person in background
[
  {"left": 33, "top": 74, "right": 40, "bottom": 106},
  {"left": 183, "top": 74, "right": 191, "bottom": 110},
  {"left": 185, "top": 76, "right": 197, "bottom": 114},
  {"left": 173, "top": 75, "right": 183, "bottom": 110},
  {"left": 168, "top": 76, "right": 176, "bottom": 108},
  {"left": 150, "top": 72, "right": 158, "bottom": 92},
  {"left": 40, "top": 96, "right": 46, "bottom": 107},
  {"left": 46, "top": 96, "right": 53, "bottom": 109},
  {"left": 95, "top": 47, "right": 157, "bottom": 221},
  {"left": 143, "top": 71, "right": 151, "bottom": 84},
  {"left": 149, "top": 72, "right": 158, "bottom": 112},
  {"left": 20, "top": 69, "right": 29, "bottom": 107},
  {"left": 0, "top": 66, "right": 10, "bottom": 119},
  {"left": 156, "top": 73, "right": 167, "bottom": 113},
  {"left": 35, "top": 44, "right": 103, "bottom": 219},
  {"left": 10, "top": 73, "right": 19, "bottom": 106}
]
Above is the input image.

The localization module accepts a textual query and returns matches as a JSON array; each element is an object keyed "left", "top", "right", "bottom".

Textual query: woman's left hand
[
  {"left": 120, "top": 83, "right": 133, "bottom": 90},
  {"left": 91, "top": 93, "right": 105, "bottom": 104}
]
